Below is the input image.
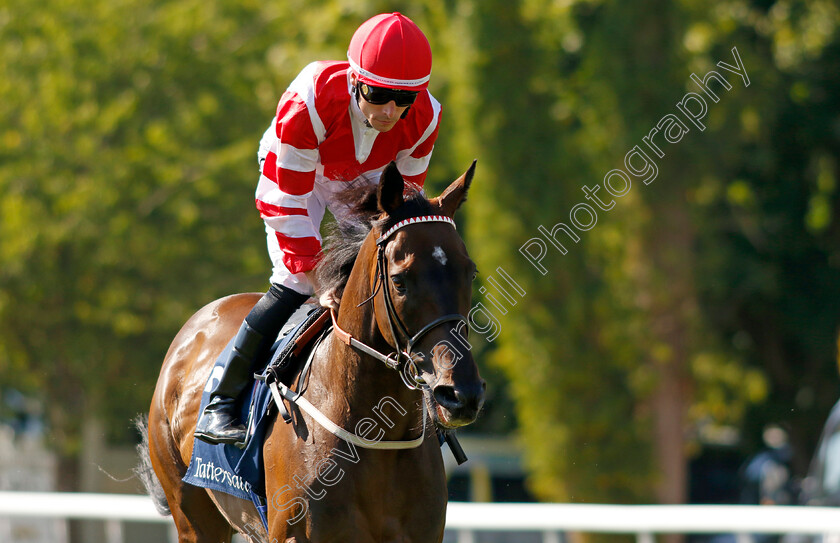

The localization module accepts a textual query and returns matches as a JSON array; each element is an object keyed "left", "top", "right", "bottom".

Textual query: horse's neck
[
  {"left": 320, "top": 332, "right": 425, "bottom": 441},
  {"left": 318, "top": 240, "right": 426, "bottom": 441}
]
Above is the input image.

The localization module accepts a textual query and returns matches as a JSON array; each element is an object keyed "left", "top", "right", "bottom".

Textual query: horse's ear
[
  {"left": 377, "top": 162, "right": 404, "bottom": 215},
  {"left": 433, "top": 160, "right": 477, "bottom": 217}
]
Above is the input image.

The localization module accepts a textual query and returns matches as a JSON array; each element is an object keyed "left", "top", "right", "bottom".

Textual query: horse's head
[{"left": 365, "top": 161, "right": 486, "bottom": 429}]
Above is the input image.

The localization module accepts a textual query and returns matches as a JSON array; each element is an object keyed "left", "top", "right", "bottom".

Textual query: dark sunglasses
[{"left": 357, "top": 82, "right": 418, "bottom": 107}]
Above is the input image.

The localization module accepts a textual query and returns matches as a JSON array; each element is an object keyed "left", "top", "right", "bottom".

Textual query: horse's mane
[{"left": 316, "top": 181, "right": 433, "bottom": 297}]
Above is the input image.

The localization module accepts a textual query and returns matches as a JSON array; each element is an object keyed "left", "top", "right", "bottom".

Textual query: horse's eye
[
  {"left": 471, "top": 268, "right": 478, "bottom": 282},
  {"left": 391, "top": 274, "right": 407, "bottom": 294}
]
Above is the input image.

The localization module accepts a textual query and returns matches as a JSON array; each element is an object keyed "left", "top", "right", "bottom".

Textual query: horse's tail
[{"left": 133, "top": 414, "right": 171, "bottom": 516}]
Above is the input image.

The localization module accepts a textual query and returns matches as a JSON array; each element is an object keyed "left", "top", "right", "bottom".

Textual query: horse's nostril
[{"left": 433, "top": 385, "right": 462, "bottom": 410}]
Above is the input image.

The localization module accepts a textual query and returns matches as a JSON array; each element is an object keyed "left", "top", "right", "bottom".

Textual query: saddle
[{"left": 258, "top": 304, "right": 331, "bottom": 424}]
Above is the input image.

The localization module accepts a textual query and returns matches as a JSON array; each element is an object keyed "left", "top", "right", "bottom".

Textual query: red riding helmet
[{"left": 347, "top": 12, "right": 432, "bottom": 92}]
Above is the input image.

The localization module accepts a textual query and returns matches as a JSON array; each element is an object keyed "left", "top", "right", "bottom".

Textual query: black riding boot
[{"left": 194, "top": 284, "right": 309, "bottom": 446}]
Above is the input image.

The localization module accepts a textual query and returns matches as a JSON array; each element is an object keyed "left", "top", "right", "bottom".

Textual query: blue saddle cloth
[
  {"left": 182, "top": 309, "right": 320, "bottom": 505},
  {"left": 182, "top": 345, "right": 273, "bottom": 500}
]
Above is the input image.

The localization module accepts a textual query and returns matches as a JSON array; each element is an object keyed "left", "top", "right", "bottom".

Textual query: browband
[{"left": 377, "top": 215, "right": 456, "bottom": 245}]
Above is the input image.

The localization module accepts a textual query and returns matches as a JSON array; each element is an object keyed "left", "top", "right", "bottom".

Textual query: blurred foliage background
[{"left": 1, "top": 0, "right": 839, "bottom": 506}]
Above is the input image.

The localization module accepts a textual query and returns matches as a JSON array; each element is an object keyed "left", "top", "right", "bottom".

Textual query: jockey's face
[{"left": 350, "top": 73, "right": 409, "bottom": 133}]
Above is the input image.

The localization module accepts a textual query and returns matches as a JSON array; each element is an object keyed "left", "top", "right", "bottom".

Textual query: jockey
[{"left": 195, "top": 12, "right": 441, "bottom": 446}]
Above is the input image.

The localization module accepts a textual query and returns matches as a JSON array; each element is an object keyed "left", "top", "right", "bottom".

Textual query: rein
[{"left": 267, "top": 379, "right": 428, "bottom": 450}]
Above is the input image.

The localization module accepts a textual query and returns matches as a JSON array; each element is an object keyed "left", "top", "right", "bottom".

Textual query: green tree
[
  {"left": 443, "top": 0, "right": 840, "bottom": 506},
  {"left": 688, "top": 0, "right": 840, "bottom": 473},
  {"left": 0, "top": 0, "right": 381, "bottom": 487}
]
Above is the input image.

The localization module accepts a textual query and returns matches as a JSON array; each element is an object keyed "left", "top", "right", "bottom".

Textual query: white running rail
[{"left": 2, "top": 492, "right": 840, "bottom": 543}]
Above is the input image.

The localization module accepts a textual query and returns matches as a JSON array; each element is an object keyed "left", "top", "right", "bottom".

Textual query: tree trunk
[
  {"left": 647, "top": 199, "right": 697, "bottom": 543},
  {"left": 653, "top": 361, "right": 689, "bottom": 505}
]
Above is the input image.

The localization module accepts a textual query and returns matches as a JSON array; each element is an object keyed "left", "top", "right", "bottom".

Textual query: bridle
[
  {"left": 331, "top": 214, "right": 469, "bottom": 390},
  {"left": 274, "top": 213, "right": 471, "bottom": 460}
]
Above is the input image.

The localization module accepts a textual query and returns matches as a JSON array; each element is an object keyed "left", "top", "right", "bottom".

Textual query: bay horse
[{"left": 139, "top": 161, "right": 485, "bottom": 542}]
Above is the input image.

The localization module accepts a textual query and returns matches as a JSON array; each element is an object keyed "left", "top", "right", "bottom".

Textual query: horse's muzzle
[{"left": 432, "top": 379, "right": 486, "bottom": 428}]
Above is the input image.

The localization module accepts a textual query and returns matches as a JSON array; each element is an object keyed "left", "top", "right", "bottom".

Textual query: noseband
[{"left": 331, "top": 215, "right": 469, "bottom": 390}]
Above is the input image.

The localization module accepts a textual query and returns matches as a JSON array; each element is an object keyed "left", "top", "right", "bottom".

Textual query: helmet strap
[{"left": 350, "top": 83, "right": 372, "bottom": 127}]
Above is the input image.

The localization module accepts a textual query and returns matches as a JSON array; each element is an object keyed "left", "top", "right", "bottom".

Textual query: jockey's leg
[{"left": 194, "top": 284, "right": 308, "bottom": 445}]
